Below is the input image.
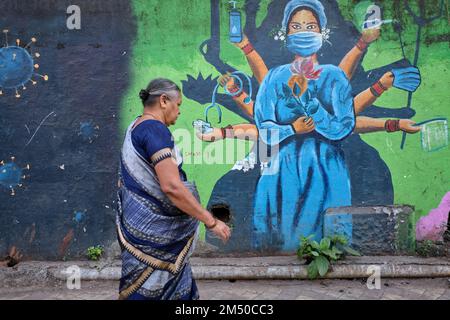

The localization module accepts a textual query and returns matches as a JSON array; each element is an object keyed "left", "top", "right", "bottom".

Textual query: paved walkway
[{"left": 1, "top": 278, "right": 449, "bottom": 300}]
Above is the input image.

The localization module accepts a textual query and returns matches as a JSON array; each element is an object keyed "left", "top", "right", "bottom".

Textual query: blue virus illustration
[
  {"left": 78, "top": 121, "right": 100, "bottom": 143},
  {"left": 0, "top": 157, "right": 30, "bottom": 196},
  {"left": 73, "top": 210, "right": 87, "bottom": 223},
  {"left": 0, "top": 29, "right": 48, "bottom": 98}
]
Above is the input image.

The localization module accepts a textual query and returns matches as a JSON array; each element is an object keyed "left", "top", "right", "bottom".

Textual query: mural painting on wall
[
  {"left": 0, "top": 30, "right": 48, "bottom": 198},
  {"left": 1, "top": 0, "right": 135, "bottom": 260},
  {"left": 0, "top": 0, "right": 447, "bottom": 260},
  {"left": 0, "top": 30, "right": 48, "bottom": 98},
  {"left": 182, "top": 0, "right": 449, "bottom": 252},
  {"left": 0, "top": 156, "right": 30, "bottom": 196}
]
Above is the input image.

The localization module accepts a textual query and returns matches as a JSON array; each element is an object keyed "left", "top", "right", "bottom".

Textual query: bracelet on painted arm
[
  {"left": 356, "top": 37, "right": 369, "bottom": 51},
  {"left": 241, "top": 43, "right": 255, "bottom": 55},
  {"left": 385, "top": 119, "right": 401, "bottom": 133},
  {"left": 370, "top": 81, "right": 387, "bottom": 97},
  {"left": 220, "top": 125, "right": 234, "bottom": 139}
]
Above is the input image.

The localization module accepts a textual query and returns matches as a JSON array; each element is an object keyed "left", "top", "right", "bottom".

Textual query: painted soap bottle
[{"left": 229, "top": 1, "right": 243, "bottom": 43}]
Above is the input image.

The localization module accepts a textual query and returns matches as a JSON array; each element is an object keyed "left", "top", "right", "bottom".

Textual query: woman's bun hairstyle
[
  {"left": 139, "top": 89, "right": 150, "bottom": 103},
  {"left": 140, "top": 78, "right": 180, "bottom": 106}
]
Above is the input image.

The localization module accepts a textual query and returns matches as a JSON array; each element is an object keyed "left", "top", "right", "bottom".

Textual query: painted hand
[
  {"left": 218, "top": 72, "right": 235, "bottom": 91},
  {"left": 292, "top": 116, "right": 315, "bottom": 134},
  {"left": 234, "top": 34, "right": 249, "bottom": 49},
  {"left": 193, "top": 119, "right": 214, "bottom": 134},
  {"left": 195, "top": 127, "right": 223, "bottom": 142},
  {"left": 361, "top": 28, "right": 381, "bottom": 44},
  {"left": 399, "top": 119, "right": 421, "bottom": 134},
  {"left": 379, "top": 71, "right": 394, "bottom": 89}
]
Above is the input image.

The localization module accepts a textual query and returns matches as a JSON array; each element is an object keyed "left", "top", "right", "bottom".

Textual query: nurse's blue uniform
[{"left": 253, "top": 63, "right": 356, "bottom": 251}]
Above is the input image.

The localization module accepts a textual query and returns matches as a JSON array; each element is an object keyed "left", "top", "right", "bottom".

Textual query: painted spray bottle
[
  {"left": 229, "top": 1, "right": 243, "bottom": 43},
  {"left": 362, "top": 4, "right": 393, "bottom": 30}
]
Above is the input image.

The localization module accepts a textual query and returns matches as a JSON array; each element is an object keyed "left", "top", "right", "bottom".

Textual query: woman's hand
[
  {"left": 399, "top": 119, "right": 421, "bottom": 134},
  {"left": 209, "top": 219, "right": 231, "bottom": 243},
  {"left": 379, "top": 71, "right": 394, "bottom": 89},
  {"left": 292, "top": 116, "right": 315, "bottom": 134}
]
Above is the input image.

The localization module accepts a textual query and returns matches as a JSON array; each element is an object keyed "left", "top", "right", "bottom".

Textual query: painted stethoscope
[{"left": 193, "top": 71, "right": 253, "bottom": 134}]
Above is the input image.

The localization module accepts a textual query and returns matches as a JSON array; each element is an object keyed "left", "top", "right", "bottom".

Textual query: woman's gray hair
[{"left": 139, "top": 78, "right": 181, "bottom": 106}]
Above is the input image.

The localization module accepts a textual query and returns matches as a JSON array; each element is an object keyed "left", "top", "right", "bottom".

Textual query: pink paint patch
[{"left": 416, "top": 192, "right": 450, "bottom": 241}]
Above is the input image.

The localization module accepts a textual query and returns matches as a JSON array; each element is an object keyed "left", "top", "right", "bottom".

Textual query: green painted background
[{"left": 120, "top": 0, "right": 449, "bottom": 241}]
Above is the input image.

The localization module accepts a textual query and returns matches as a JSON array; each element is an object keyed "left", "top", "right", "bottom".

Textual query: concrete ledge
[{"left": 1, "top": 256, "right": 449, "bottom": 287}]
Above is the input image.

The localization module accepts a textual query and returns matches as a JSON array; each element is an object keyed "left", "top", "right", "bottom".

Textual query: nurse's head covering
[{"left": 282, "top": 0, "right": 327, "bottom": 31}]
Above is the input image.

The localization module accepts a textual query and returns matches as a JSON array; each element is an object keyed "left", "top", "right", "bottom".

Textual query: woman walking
[{"left": 117, "top": 78, "right": 230, "bottom": 300}]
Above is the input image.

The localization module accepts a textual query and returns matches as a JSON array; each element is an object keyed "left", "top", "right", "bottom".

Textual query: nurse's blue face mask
[{"left": 286, "top": 31, "right": 323, "bottom": 57}]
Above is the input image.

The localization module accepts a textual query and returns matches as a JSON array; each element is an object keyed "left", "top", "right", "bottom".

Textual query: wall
[
  {"left": 0, "top": 0, "right": 448, "bottom": 259},
  {"left": 0, "top": 0, "right": 135, "bottom": 259}
]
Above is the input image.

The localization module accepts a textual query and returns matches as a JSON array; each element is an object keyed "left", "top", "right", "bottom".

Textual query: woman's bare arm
[{"left": 154, "top": 157, "right": 230, "bottom": 241}]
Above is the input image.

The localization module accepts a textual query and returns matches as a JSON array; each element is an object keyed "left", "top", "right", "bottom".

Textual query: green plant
[
  {"left": 416, "top": 240, "right": 447, "bottom": 257},
  {"left": 86, "top": 245, "right": 104, "bottom": 261},
  {"left": 297, "top": 235, "right": 360, "bottom": 279}
]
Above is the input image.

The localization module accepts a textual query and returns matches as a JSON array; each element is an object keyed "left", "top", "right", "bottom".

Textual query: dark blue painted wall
[{"left": 0, "top": 0, "right": 135, "bottom": 260}]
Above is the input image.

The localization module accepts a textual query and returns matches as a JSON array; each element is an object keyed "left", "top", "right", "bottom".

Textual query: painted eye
[
  {"left": 307, "top": 25, "right": 317, "bottom": 30},
  {"left": 291, "top": 24, "right": 301, "bottom": 30}
]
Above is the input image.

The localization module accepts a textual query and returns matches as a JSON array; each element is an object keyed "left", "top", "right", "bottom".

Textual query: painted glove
[{"left": 392, "top": 67, "right": 421, "bottom": 92}]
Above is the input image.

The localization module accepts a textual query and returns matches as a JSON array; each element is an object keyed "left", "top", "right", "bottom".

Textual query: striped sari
[{"left": 116, "top": 119, "right": 200, "bottom": 300}]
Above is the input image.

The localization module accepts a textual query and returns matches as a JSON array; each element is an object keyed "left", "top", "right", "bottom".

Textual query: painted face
[
  {"left": 163, "top": 91, "right": 182, "bottom": 126},
  {"left": 288, "top": 10, "right": 320, "bottom": 35}
]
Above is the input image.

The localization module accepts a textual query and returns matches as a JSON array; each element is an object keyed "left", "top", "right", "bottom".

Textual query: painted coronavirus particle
[
  {"left": 78, "top": 121, "right": 100, "bottom": 143},
  {"left": 0, "top": 157, "right": 30, "bottom": 196},
  {"left": 0, "top": 29, "right": 48, "bottom": 98}
]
